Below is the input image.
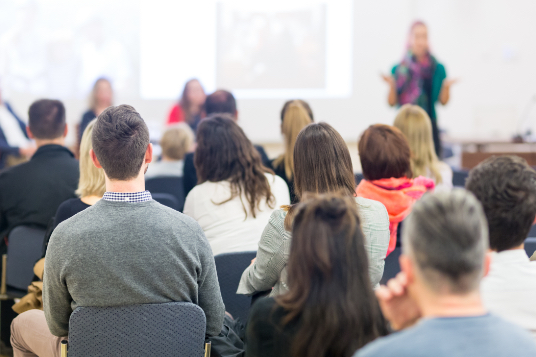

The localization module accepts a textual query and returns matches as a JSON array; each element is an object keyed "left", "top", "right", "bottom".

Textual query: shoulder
[
  {"left": 269, "top": 208, "right": 288, "bottom": 225},
  {"left": 391, "top": 64, "right": 399, "bottom": 75},
  {"left": 434, "top": 62, "right": 447, "bottom": 76},
  {"left": 355, "top": 197, "right": 388, "bottom": 216},
  {"left": 265, "top": 173, "right": 286, "bottom": 187},
  {"left": 356, "top": 325, "right": 422, "bottom": 357},
  {"left": 250, "top": 297, "right": 278, "bottom": 317},
  {"left": 56, "top": 198, "right": 81, "bottom": 212}
]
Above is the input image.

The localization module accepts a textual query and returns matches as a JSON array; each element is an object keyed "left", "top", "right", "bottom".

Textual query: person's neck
[
  {"left": 34, "top": 138, "right": 65, "bottom": 148},
  {"left": 105, "top": 175, "right": 145, "bottom": 193},
  {"left": 492, "top": 242, "right": 524, "bottom": 253},
  {"left": 161, "top": 156, "right": 178, "bottom": 162},
  {"left": 412, "top": 284, "right": 487, "bottom": 319}
]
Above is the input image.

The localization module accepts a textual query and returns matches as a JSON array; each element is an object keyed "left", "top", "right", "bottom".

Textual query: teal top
[{"left": 391, "top": 62, "right": 446, "bottom": 120}]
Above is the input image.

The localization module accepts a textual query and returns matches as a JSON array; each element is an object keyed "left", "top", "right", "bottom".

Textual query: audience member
[
  {"left": 466, "top": 156, "right": 536, "bottom": 338},
  {"left": 238, "top": 123, "right": 390, "bottom": 297},
  {"left": 10, "top": 105, "right": 225, "bottom": 356},
  {"left": 0, "top": 99, "right": 79, "bottom": 242},
  {"left": 246, "top": 193, "right": 389, "bottom": 357},
  {"left": 393, "top": 104, "right": 452, "bottom": 192},
  {"left": 54, "top": 119, "right": 105, "bottom": 228},
  {"left": 356, "top": 190, "right": 536, "bottom": 357},
  {"left": 79, "top": 77, "right": 113, "bottom": 144},
  {"left": 0, "top": 86, "right": 35, "bottom": 169},
  {"left": 355, "top": 124, "right": 434, "bottom": 255},
  {"left": 166, "top": 78, "right": 206, "bottom": 131},
  {"left": 270, "top": 100, "right": 313, "bottom": 204},
  {"left": 183, "top": 114, "right": 289, "bottom": 255},
  {"left": 145, "top": 123, "right": 194, "bottom": 179},
  {"left": 183, "top": 89, "right": 271, "bottom": 196}
]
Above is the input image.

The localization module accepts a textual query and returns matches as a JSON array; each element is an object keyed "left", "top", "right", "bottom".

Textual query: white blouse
[{"left": 184, "top": 173, "right": 290, "bottom": 256}]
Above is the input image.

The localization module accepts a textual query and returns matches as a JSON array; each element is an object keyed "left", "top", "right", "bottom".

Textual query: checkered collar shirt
[{"left": 102, "top": 191, "right": 153, "bottom": 203}]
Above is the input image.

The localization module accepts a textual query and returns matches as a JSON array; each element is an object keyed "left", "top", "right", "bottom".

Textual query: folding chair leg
[
  {"left": 204, "top": 341, "right": 211, "bottom": 357},
  {"left": 61, "top": 340, "right": 68, "bottom": 357}
]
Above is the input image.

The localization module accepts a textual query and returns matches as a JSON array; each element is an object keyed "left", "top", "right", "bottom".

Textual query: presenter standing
[{"left": 382, "top": 21, "right": 456, "bottom": 157}]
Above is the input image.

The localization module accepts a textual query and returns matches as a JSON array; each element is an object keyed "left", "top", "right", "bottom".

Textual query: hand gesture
[
  {"left": 381, "top": 73, "right": 395, "bottom": 87},
  {"left": 443, "top": 78, "right": 459, "bottom": 88},
  {"left": 375, "top": 272, "right": 421, "bottom": 330}
]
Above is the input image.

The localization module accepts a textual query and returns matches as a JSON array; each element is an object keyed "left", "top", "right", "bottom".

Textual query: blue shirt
[{"left": 356, "top": 314, "right": 536, "bottom": 357}]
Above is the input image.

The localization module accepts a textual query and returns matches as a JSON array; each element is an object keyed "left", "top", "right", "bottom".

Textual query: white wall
[{"left": 6, "top": 0, "right": 536, "bottom": 146}]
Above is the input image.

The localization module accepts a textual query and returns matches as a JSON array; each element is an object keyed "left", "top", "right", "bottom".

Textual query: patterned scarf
[{"left": 395, "top": 51, "right": 437, "bottom": 110}]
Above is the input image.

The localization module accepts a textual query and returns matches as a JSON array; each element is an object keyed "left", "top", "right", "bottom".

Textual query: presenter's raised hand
[{"left": 381, "top": 73, "right": 396, "bottom": 87}]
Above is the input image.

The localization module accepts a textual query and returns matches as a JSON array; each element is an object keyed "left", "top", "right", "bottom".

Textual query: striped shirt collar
[{"left": 102, "top": 191, "right": 152, "bottom": 203}]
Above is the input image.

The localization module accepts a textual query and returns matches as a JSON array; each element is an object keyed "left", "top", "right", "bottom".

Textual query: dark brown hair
[
  {"left": 277, "top": 193, "right": 387, "bottom": 357},
  {"left": 204, "top": 90, "right": 237, "bottom": 117},
  {"left": 179, "top": 79, "right": 204, "bottom": 125},
  {"left": 92, "top": 105, "right": 150, "bottom": 180},
  {"left": 194, "top": 114, "right": 275, "bottom": 218},
  {"left": 28, "top": 99, "right": 66, "bottom": 139},
  {"left": 284, "top": 122, "right": 356, "bottom": 229},
  {"left": 358, "top": 124, "right": 412, "bottom": 181},
  {"left": 466, "top": 156, "right": 536, "bottom": 252}
]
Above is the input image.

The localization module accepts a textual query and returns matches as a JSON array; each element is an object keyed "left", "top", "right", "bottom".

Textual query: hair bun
[{"left": 316, "top": 197, "right": 347, "bottom": 220}]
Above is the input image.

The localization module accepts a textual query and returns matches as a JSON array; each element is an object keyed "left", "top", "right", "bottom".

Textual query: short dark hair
[
  {"left": 358, "top": 124, "right": 412, "bottom": 181},
  {"left": 204, "top": 90, "right": 236, "bottom": 116},
  {"left": 466, "top": 156, "right": 536, "bottom": 251},
  {"left": 28, "top": 99, "right": 66, "bottom": 139},
  {"left": 403, "top": 189, "right": 488, "bottom": 294},
  {"left": 92, "top": 105, "right": 150, "bottom": 180}
]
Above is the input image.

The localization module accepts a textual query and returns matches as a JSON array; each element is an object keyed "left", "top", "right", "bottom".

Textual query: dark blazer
[
  {"left": 0, "top": 144, "right": 79, "bottom": 239},
  {"left": 183, "top": 145, "right": 271, "bottom": 197},
  {"left": 0, "top": 102, "right": 29, "bottom": 170}
]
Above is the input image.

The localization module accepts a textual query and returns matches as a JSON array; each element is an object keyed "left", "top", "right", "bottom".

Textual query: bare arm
[
  {"left": 439, "top": 78, "right": 458, "bottom": 105},
  {"left": 381, "top": 74, "right": 398, "bottom": 106}
]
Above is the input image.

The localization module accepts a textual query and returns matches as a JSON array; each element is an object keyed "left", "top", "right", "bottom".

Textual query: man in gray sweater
[{"left": 10, "top": 105, "right": 225, "bottom": 357}]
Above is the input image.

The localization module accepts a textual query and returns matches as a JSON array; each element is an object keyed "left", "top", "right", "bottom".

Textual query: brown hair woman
[
  {"left": 238, "top": 122, "right": 389, "bottom": 297},
  {"left": 183, "top": 114, "right": 290, "bottom": 256},
  {"left": 166, "top": 78, "right": 206, "bottom": 131},
  {"left": 246, "top": 193, "right": 389, "bottom": 357}
]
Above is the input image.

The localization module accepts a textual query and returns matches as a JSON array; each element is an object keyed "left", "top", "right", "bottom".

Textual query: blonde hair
[
  {"left": 160, "top": 123, "right": 194, "bottom": 160},
  {"left": 393, "top": 104, "right": 443, "bottom": 184},
  {"left": 273, "top": 101, "right": 313, "bottom": 179},
  {"left": 76, "top": 120, "right": 106, "bottom": 197}
]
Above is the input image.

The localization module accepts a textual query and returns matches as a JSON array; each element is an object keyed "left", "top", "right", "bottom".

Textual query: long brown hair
[
  {"left": 277, "top": 193, "right": 387, "bottom": 357},
  {"left": 179, "top": 79, "right": 205, "bottom": 125},
  {"left": 194, "top": 114, "right": 275, "bottom": 218},
  {"left": 273, "top": 100, "right": 313, "bottom": 180},
  {"left": 284, "top": 122, "right": 356, "bottom": 229}
]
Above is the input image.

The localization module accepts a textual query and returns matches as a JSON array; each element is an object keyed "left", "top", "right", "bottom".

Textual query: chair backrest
[
  {"left": 452, "top": 169, "right": 469, "bottom": 187},
  {"left": 152, "top": 193, "right": 180, "bottom": 211},
  {"left": 7, "top": 226, "right": 47, "bottom": 291},
  {"left": 146, "top": 177, "right": 185, "bottom": 212},
  {"left": 380, "top": 247, "right": 402, "bottom": 285},
  {"left": 525, "top": 238, "right": 536, "bottom": 258},
  {"left": 354, "top": 173, "right": 364, "bottom": 186},
  {"left": 214, "top": 251, "right": 256, "bottom": 322},
  {"left": 68, "top": 302, "right": 206, "bottom": 357}
]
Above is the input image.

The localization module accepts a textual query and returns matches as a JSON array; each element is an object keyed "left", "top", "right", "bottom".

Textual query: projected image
[{"left": 216, "top": 3, "right": 326, "bottom": 90}]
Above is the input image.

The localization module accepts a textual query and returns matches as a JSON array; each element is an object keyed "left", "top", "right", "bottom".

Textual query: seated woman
[
  {"left": 238, "top": 123, "right": 390, "bottom": 296},
  {"left": 246, "top": 193, "right": 389, "bottom": 357},
  {"left": 145, "top": 123, "right": 194, "bottom": 179},
  {"left": 183, "top": 114, "right": 290, "bottom": 256},
  {"left": 393, "top": 104, "right": 453, "bottom": 192},
  {"left": 270, "top": 100, "right": 313, "bottom": 204},
  {"left": 54, "top": 119, "right": 105, "bottom": 228},
  {"left": 355, "top": 124, "right": 434, "bottom": 255},
  {"left": 166, "top": 78, "right": 206, "bottom": 132},
  {"left": 79, "top": 78, "right": 113, "bottom": 146}
]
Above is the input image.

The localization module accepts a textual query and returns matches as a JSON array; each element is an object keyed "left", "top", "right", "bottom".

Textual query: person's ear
[
  {"left": 483, "top": 252, "right": 492, "bottom": 277},
  {"left": 145, "top": 143, "right": 153, "bottom": 164},
  {"left": 234, "top": 110, "right": 239, "bottom": 122},
  {"left": 90, "top": 149, "right": 102, "bottom": 169},
  {"left": 26, "top": 126, "right": 34, "bottom": 140},
  {"left": 399, "top": 254, "right": 414, "bottom": 284},
  {"left": 63, "top": 124, "right": 68, "bottom": 138}
]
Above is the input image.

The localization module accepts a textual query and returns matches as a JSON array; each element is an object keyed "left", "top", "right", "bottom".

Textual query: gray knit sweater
[{"left": 43, "top": 199, "right": 225, "bottom": 337}]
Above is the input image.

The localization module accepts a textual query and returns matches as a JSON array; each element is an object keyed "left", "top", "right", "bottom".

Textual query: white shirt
[
  {"left": 145, "top": 160, "right": 184, "bottom": 179},
  {"left": 427, "top": 161, "right": 453, "bottom": 193},
  {"left": 184, "top": 173, "right": 290, "bottom": 256},
  {"left": 0, "top": 104, "right": 29, "bottom": 148},
  {"left": 481, "top": 249, "right": 536, "bottom": 339}
]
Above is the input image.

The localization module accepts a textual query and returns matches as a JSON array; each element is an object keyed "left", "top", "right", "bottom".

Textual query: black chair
[
  {"left": 1, "top": 226, "right": 47, "bottom": 299},
  {"left": 355, "top": 173, "right": 364, "bottom": 186},
  {"left": 528, "top": 225, "right": 536, "bottom": 238},
  {"left": 525, "top": 238, "right": 536, "bottom": 258},
  {"left": 152, "top": 193, "right": 180, "bottom": 211},
  {"left": 380, "top": 248, "right": 402, "bottom": 285},
  {"left": 452, "top": 169, "right": 469, "bottom": 187},
  {"left": 146, "top": 176, "right": 185, "bottom": 212},
  {"left": 214, "top": 251, "right": 256, "bottom": 323}
]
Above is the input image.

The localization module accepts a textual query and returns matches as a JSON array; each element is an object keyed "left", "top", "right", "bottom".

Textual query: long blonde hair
[
  {"left": 273, "top": 101, "right": 313, "bottom": 180},
  {"left": 393, "top": 104, "right": 443, "bottom": 184},
  {"left": 76, "top": 120, "right": 106, "bottom": 197}
]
